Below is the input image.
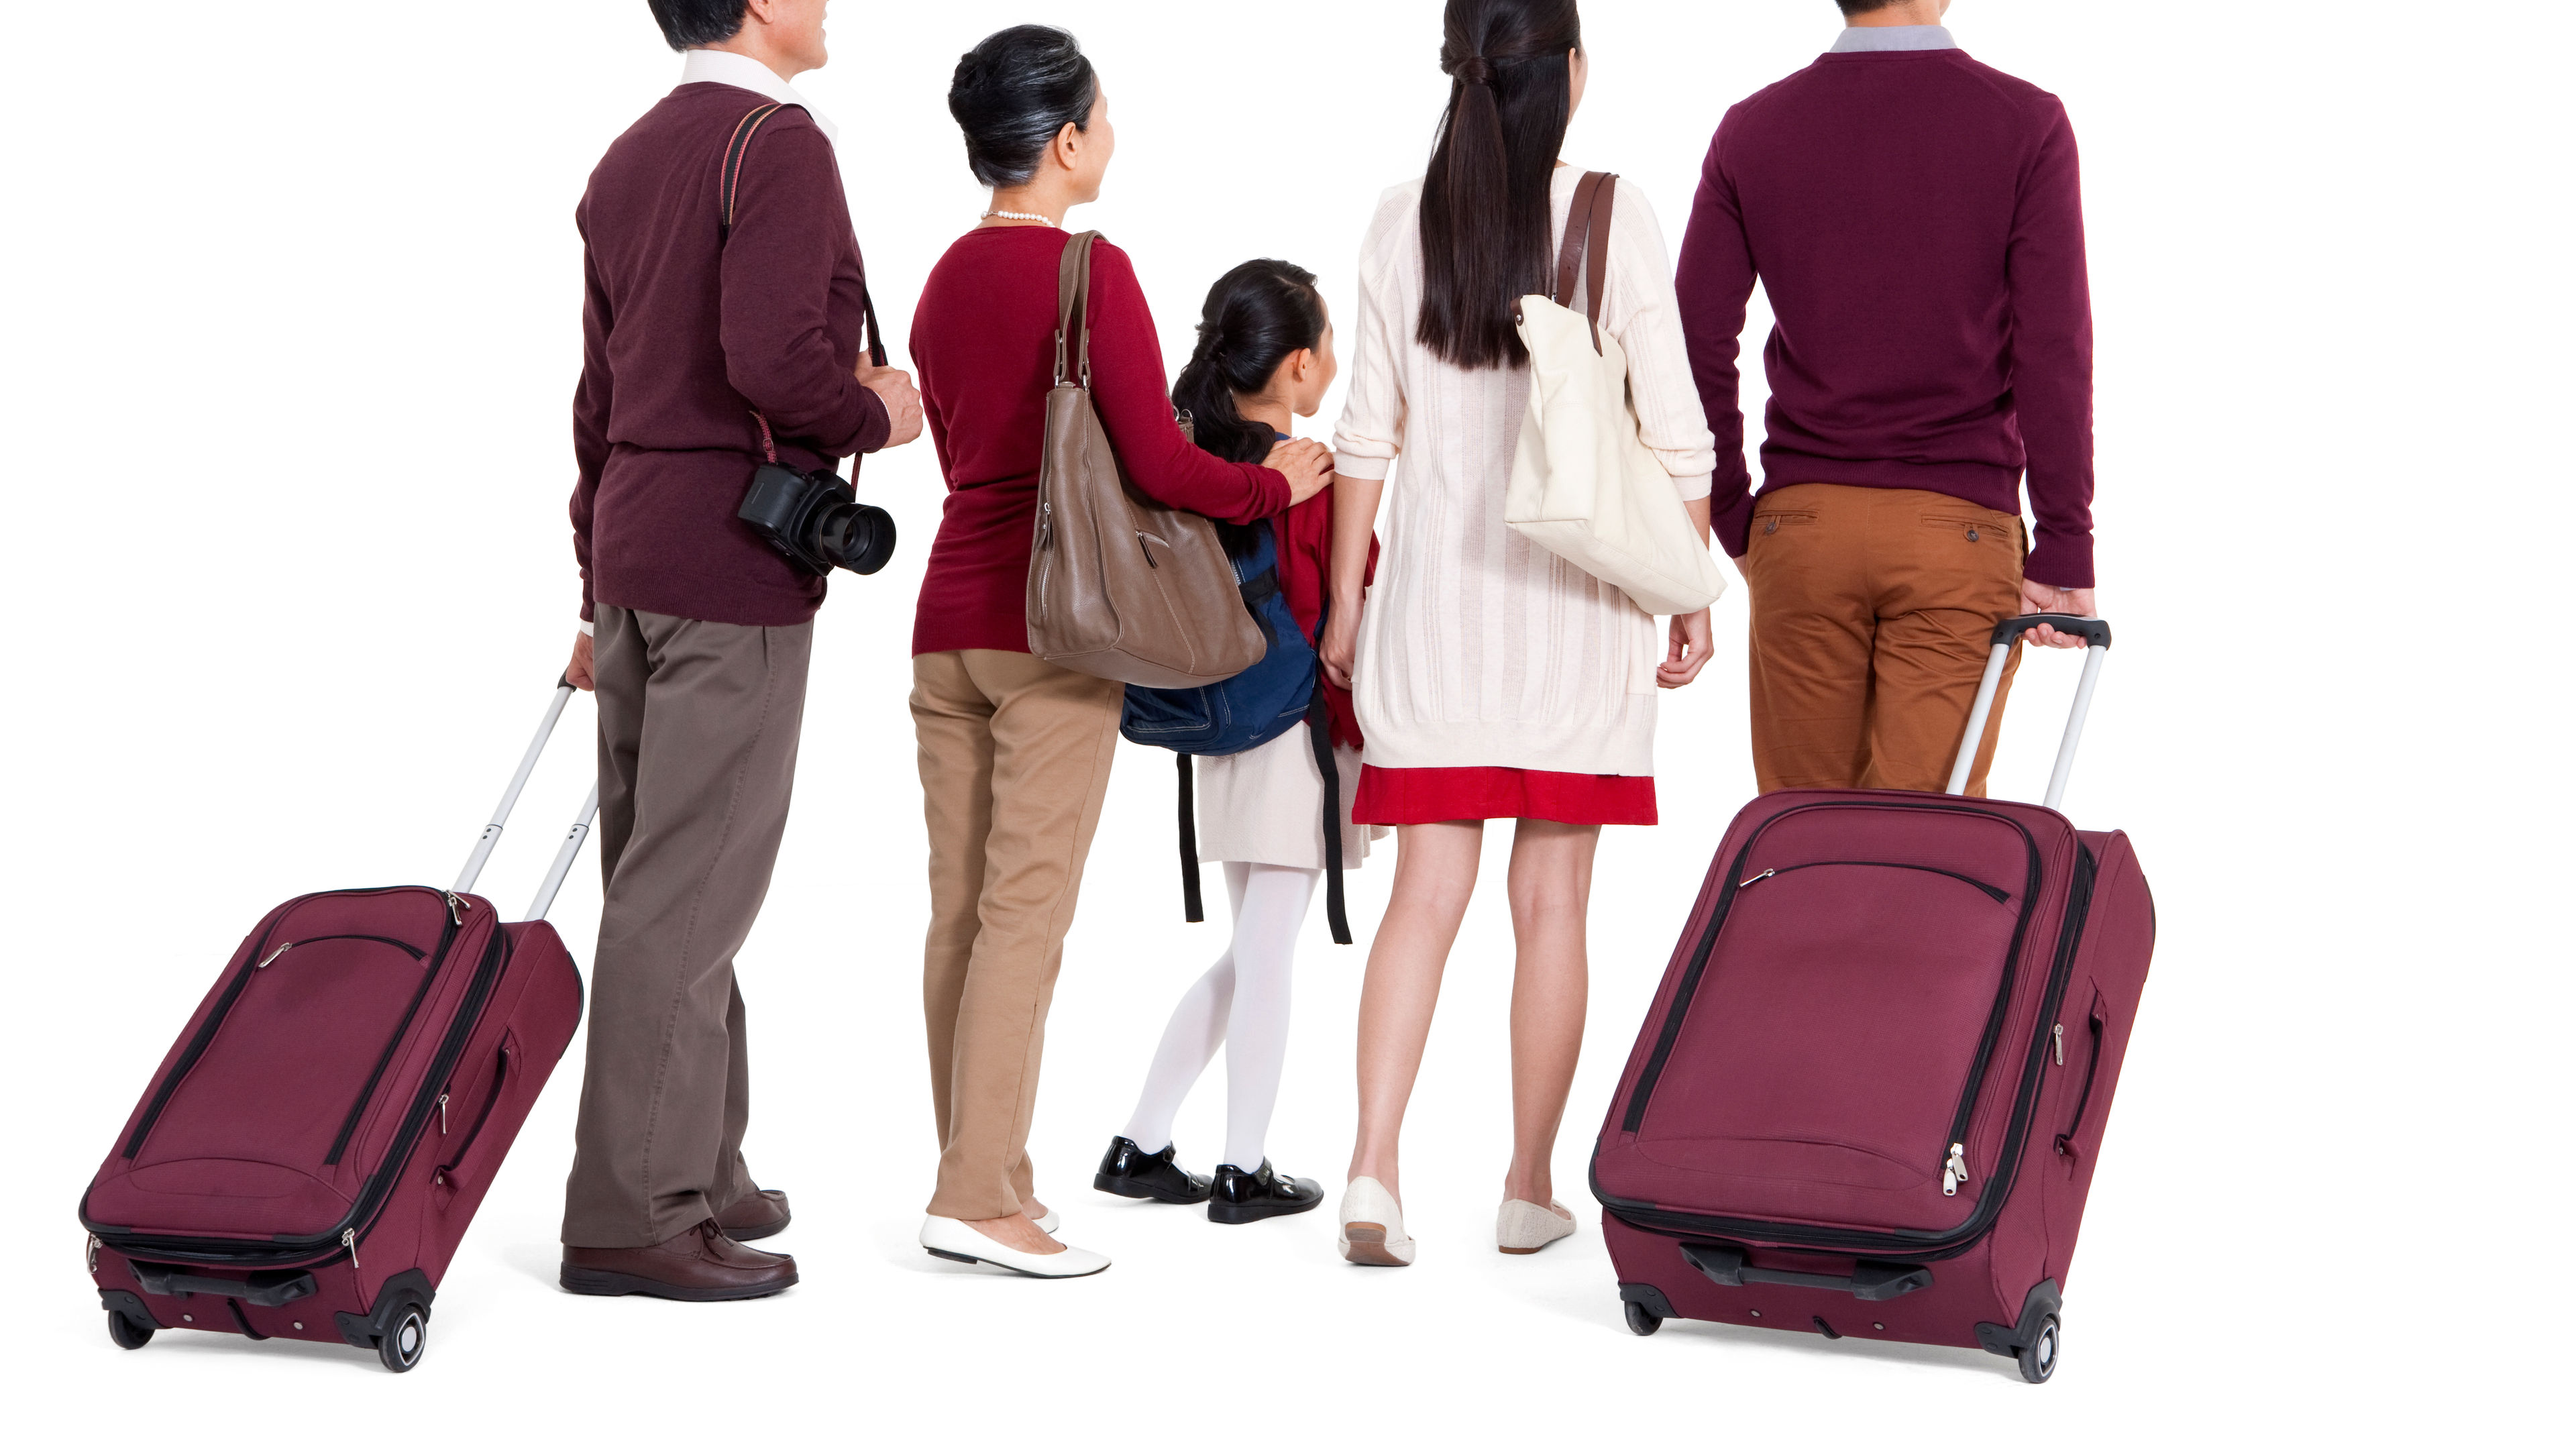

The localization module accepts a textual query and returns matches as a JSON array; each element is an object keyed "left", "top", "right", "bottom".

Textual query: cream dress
[{"left": 1192, "top": 734, "right": 1379, "bottom": 869}]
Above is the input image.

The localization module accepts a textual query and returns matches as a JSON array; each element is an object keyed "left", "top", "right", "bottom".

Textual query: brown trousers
[
  {"left": 1745, "top": 484, "right": 2025, "bottom": 796},
  {"left": 561, "top": 605, "right": 810, "bottom": 1248},
  {"left": 911, "top": 649, "right": 1123, "bottom": 1221}
]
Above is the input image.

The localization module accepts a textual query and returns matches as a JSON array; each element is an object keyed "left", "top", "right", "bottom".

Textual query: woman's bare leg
[
  {"left": 1347, "top": 820, "right": 1484, "bottom": 1201},
  {"left": 1501, "top": 818, "right": 1599, "bottom": 1209}
]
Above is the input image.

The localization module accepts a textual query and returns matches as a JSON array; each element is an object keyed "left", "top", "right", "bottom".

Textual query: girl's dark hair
[
  {"left": 645, "top": 0, "right": 748, "bottom": 51},
  {"left": 947, "top": 25, "right": 1098, "bottom": 189},
  {"left": 1172, "top": 260, "right": 1328, "bottom": 468},
  {"left": 1416, "top": 0, "right": 1582, "bottom": 371}
]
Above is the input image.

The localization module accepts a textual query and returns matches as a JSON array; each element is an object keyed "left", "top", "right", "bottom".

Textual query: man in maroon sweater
[
  {"left": 555, "top": 0, "right": 921, "bottom": 1301},
  {"left": 1680, "top": 0, "right": 2098, "bottom": 796}
]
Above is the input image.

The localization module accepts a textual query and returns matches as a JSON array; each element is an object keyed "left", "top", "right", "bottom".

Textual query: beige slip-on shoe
[
  {"left": 1497, "top": 1199, "right": 1577, "bottom": 1255},
  {"left": 1337, "top": 1177, "right": 1417, "bottom": 1266}
]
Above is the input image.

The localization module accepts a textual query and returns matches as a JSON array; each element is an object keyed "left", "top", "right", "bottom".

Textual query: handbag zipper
[{"left": 87, "top": 928, "right": 515, "bottom": 1269}]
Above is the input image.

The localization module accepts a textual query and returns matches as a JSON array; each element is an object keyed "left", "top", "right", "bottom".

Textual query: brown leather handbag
[{"left": 1026, "top": 232, "right": 1267, "bottom": 688}]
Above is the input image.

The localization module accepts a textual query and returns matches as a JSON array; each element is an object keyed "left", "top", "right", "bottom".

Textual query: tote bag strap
[
  {"left": 1055, "top": 231, "right": 1103, "bottom": 388},
  {"left": 1550, "top": 171, "right": 1617, "bottom": 354}
]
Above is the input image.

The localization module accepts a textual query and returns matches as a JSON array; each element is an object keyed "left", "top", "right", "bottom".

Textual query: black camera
[{"left": 737, "top": 462, "right": 897, "bottom": 577}]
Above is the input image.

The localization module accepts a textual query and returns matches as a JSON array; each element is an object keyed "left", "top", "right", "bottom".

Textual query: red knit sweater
[{"left": 907, "top": 228, "right": 1292, "bottom": 656}]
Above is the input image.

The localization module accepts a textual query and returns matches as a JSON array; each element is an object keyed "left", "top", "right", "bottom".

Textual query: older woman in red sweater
[{"left": 906, "top": 25, "right": 1332, "bottom": 1279}]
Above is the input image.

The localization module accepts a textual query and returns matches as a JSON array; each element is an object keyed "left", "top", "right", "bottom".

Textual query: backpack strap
[
  {"left": 1306, "top": 691, "right": 1352, "bottom": 946},
  {"left": 1177, "top": 755, "right": 1205, "bottom": 924}
]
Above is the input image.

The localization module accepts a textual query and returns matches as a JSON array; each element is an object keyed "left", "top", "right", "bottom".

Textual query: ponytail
[
  {"left": 1171, "top": 258, "right": 1329, "bottom": 470},
  {"left": 1416, "top": 0, "right": 1582, "bottom": 372}
]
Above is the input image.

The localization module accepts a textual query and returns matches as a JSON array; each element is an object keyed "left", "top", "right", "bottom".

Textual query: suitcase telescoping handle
[
  {"left": 451, "top": 678, "right": 601, "bottom": 922},
  {"left": 1945, "top": 614, "right": 2113, "bottom": 810}
]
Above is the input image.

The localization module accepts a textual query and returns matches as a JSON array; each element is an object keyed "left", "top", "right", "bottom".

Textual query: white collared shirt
[
  {"left": 680, "top": 47, "right": 839, "bottom": 144},
  {"left": 1830, "top": 25, "right": 1957, "bottom": 53}
]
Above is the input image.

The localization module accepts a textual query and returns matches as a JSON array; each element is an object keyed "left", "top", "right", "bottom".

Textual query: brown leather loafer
[
  {"left": 715, "top": 1186, "right": 792, "bottom": 1242},
  {"left": 560, "top": 1220, "right": 798, "bottom": 1301}
]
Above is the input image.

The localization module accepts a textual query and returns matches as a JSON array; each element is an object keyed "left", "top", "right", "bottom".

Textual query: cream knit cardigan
[{"left": 1331, "top": 168, "right": 1718, "bottom": 778}]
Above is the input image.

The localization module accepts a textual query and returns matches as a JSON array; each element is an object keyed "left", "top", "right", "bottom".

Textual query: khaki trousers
[
  {"left": 1745, "top": 484, "right": 2025, "bottom": 796},
  {"left": 561, "top": 605, "right": 810, "bottom": 1248},
  {"left": 912, "top": 649, "right": 1123, "bottom": 1221}
]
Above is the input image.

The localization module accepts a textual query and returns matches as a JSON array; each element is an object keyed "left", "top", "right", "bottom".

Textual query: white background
[{"left": 2, "top": 0, "right": 2563, "bottom": 1440}]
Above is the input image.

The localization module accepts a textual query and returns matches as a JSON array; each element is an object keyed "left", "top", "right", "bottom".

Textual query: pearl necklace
[{"left": 982, "top": 209, "right": 1056, "bottom": 225}]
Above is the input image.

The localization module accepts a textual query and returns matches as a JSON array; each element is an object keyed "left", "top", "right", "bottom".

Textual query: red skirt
[{"left": 1350, "top": 765, "right": 1657, "bottom": 827}]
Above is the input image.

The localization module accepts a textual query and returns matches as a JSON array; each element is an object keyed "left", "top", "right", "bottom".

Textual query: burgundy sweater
[
  {"left": 1678, "top": 48, "right": 2096, "bottom": 587},
  {"left": 907, "top": 228, "right": 1291, "bottom": 656},
  {"left": 570, "top": 83, "right": 891, "bottom": 627}
]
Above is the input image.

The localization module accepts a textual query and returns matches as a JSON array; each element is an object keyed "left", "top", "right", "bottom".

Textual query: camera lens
[{"left": 821, "top": 501, "right": 897, "bottom": 576}]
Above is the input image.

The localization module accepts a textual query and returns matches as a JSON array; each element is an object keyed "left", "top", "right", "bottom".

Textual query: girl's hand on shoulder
[
  {"left": 1265, "top": 439, "right": 1334, "bottom": 505},
  {"left": 1658, "top": 609, "right": 1713, "bottom": 690}
]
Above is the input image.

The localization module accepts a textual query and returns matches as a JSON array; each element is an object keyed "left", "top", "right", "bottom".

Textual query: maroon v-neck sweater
[
  {"left": 570, "top": 83, "right": 891, "bottom": 627},
  {"left": 906, "top": 227, "right": 1291, "bottom": 657},
  {"left": 1678, "top": 48, "right": 2096, "bottom": 587}
]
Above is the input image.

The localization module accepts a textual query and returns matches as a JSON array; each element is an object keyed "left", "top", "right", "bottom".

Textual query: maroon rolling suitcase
[
  {"left": 1591, "top": 615, "right": 2152, "bottom": 1383},
  {"left": 80, "top": 683, "right": 596, "bottom": 1371}
]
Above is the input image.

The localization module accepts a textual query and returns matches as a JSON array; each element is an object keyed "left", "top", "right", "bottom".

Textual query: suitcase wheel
[
  {"left": 1623, "top": 1299, "right": 1664, "bottom": 1337},
  {"left": 2015, "top": 1314, "right": 2060, "bottom": 1385},
  {"left": 105, "top": 1309, "right": 155, "bottom": 1350},
  {"left": 378, "top": 1301, "right": 428, "bottom": 1373}
]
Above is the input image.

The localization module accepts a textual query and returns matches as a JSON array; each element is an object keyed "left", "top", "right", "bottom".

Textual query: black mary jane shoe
[
  {"left": 1093, "top": 1136, "right": 1214, "bottom": 1205},
  {"left": 1208, "top": 1161, "right": 1325, "bottom": 1225}
]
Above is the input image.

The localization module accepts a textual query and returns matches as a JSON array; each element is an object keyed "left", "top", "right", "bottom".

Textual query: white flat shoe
[
  {"left": 920, "top": 1215, "right": 1108, "bottom": 1279},
  {"left": 1497, "top": 1199, "right": 1577, "bottom": 1254},
  {"left": 1336, "top": 1177, "right": 1416, "bottom": 1267},
  {"left": 1033, "top": 1209, "right": 1062, "bottom": 1236}
]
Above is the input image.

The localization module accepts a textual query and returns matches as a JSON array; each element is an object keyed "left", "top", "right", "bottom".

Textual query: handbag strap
[
  {"left": 1055, "top": 231, "right": 1102, "bottom": 388},
  {"left": 718, "top": 102, "right": 886, "bottom": 466},
  {"left": 1550, "top": 171, "right": 1617, "bottom": 353}
]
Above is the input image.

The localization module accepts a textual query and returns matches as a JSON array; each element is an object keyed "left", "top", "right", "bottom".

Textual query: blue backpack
[{"left": 1121, "top": 519, "right": 1351, "bottom": 943}]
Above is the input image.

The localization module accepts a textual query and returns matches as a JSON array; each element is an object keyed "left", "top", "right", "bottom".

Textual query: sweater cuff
[
  {"left": 847, "top": 386, "right": 892, "bottom": 457},
  {"left": 1711, "top": 492, "right": 1757, "bottom": 559},
  {"left": 1332, "top": 449, "right": 1392, "bottom": 482},
  {"left": 2024, "top": 530, "right": 2096, "bottom": 590},
  {"left": 1669, "top": 471, "right": 1713, "bottom": 503}
]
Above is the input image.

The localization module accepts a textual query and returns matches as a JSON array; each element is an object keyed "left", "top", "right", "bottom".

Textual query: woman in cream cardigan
[{"left": 1319, "top": 0, "right": 1718, "bottom": 1265}]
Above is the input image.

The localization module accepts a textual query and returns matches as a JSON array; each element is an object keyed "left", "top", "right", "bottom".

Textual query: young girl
[{"left": 1093, "top": 260, "right": 1382, "bottom": 1225}]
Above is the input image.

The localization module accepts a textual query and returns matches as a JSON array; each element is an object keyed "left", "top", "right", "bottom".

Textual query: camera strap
[{"left": 721, "top": 102, "right": 888, "bottom": 472}]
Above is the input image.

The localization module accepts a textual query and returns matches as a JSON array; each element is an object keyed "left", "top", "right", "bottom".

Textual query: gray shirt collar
[{"left": 1830, "top": 25, "right": 1958, "bottom": 53}]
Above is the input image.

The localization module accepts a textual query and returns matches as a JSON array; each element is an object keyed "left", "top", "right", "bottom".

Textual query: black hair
[
  {"left": 1415, "top": 0, "right": 1582, "bottom": 372},
  {"left": 947, "top": 25, "right": 1099, "bottom": 189},
  {"left": 645, "top": 0, "right": 749, "bottom": 51},
  {"left": 1172, "top": 260, "right": 1329, "bottom": 468},
  {"left": 1837, "top": 1, "right": 1909, "bottom": 16}
]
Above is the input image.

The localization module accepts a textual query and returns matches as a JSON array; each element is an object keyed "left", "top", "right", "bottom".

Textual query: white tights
[{"left": 1122, "top": 861, "right": 1319, "bottom": 1172}]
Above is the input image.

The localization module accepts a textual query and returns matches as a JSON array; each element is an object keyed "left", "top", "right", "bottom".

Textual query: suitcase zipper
[
  {"left": 122, "top": 892, "right": 328, "bottom": 1158},
  {"left": 1599, "top": 845, "right": 2097, "bottom": 1263},
  {"left": 434, "top": 1043, "right": 514, "bottom": 1186},
  {"left": 87, "top": 928, "right": 517, "bottom": 1270},
  {"left": 322, "top": 902, "right": 472, "bottom": 1165},
  {"left": 1735, "top": 859, "right": 2011, "bottom": 904},
  {"left": 1620, "top": 803, "right": 2043, "bottom": 1138}
]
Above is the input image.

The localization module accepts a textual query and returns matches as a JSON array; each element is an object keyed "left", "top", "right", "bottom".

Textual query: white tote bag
[{"left": 1505, "top": 173, "right": 1726, "bottom": 618}]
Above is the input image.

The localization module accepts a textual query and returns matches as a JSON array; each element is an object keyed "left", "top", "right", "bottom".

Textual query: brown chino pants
[
  {"left": 561, "top": 605, "right": 810, "bottom": 1248},
  {"left": 1745, "top": 484, "right": 2026, "bottom": 796},
  {"left": 911, "top": 649, "right": 1123, "bottom": 1222}
]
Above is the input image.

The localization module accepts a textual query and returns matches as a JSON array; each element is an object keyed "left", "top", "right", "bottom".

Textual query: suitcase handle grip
[
  {"left": 129, "top": 1263, "right": 317, "bottom": 1308},
  {"left": 1680, "top": 1241, "right": 1933, "bottom": 1303},
  {"left": 1990, "top": 613, "right": 2111, "bottom": 650}
]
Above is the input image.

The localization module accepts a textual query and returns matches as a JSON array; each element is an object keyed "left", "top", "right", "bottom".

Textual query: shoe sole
[
  {"left": 1093, "top": 1173, "right": 1211, "bottom": 1206},
  {"left": 558, "top": 1266, "right": 798, "bottom": 1301},
  {"left": 720, "top": 1209, "right": 791, "bottom": 1243},
  {"left": 1338, "top": 1224, "right": 1413, "bottom": 1267},
  {"left": 922, "top": 1246, "right": 1109, "bottom": 1279},
  {"left": 1210, "top": 1194, "right": 1325, "bottom": 1226}
]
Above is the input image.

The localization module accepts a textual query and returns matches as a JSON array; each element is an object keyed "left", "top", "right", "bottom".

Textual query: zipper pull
[
  {"left": 87, "top": 1233, "right": 101, "bottom": 1275},
  {"left": 1037, "top": 500, "right": 1053, "bottom": 549},
  {"left": 444, "top": 893, "right": 466, "bottom": 925},
  {"left": 2053, "top": 1023, "right": 2065, "bottom": 1066},
  {"left": 1941, "top": 1142, "right": 1970, "bottom": 1197},
  {"left": 438, "top": 1093, "right": 451, "bottom": 1134},
  {"left": 1737, "top": 868, "right": 1776, "bottom": 889},
  {"left": 342, "top": 1228, "right": 360, "bottom": 1276},
  {"left": 256, "top": 942, "right": 294, "bottom": 969}
]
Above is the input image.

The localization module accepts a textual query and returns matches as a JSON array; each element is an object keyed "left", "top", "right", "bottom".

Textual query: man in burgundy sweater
[
  {"left": 555, "top": 0, "right": 921, "bottom": 1301},
  {"left": 1680, "top": 0, "right": 2099, "bottom": 796}
]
